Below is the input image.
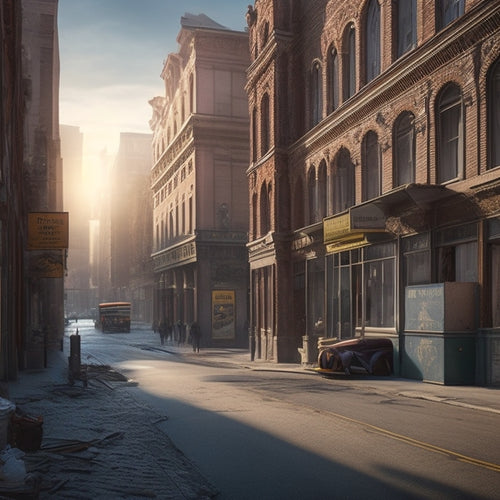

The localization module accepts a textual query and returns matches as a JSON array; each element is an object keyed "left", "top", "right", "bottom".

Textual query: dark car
[{"left": 317, "top": 337, "right": 393, "bottom": 376}]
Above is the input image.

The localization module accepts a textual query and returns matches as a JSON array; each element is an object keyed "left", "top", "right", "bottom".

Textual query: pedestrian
[
  {"left": 190, "top": 321, "right": 201, "bottom": 353},
  {"left": 159, "top": 319, "right": 168, "bottom": 345}
]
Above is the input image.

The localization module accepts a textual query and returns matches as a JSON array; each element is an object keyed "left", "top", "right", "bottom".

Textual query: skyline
[{"left": 58, "top": 0, "right": 251, "bottom": 166}]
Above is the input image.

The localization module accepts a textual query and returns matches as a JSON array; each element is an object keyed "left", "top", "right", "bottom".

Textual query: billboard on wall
[{"left": 211, "top": 290, "right": 235, "bottom": 340}]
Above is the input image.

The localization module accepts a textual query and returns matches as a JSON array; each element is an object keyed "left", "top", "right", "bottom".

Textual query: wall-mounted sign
[
  {"left": 28, "top": 251, "right": 64, "bottom": 278},
  {"left": 211, "top": 290, "right": 235, "bottom": 340},
  {"left": 324, "top": 205, "right": 386, "bottom": 244},
  {"left": 28, "top": 212, "right": 69, "bottom": 250}
]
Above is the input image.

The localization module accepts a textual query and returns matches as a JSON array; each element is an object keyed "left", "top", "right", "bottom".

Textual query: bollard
[{"left": 68, "top": 329, "right": 81, "bottom": 384}]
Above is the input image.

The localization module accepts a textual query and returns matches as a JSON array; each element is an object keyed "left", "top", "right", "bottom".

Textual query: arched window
[
  {"left": 318, "top": 160, "right": 327, "bottom": 219},
  {"left": 333, "top": 148, "right": 355, "bottom": 213},
  {"left": 308, "top": 167, "right": 316, "bottom": 224},
  {"left": 393, "top": 112, "right": 416, "bottom": 186},
  {"left": 488, "top": 57, "right": 500, "bottom": 170},
  {"left": 343, "top": 24, "right": 356, "bottom": 101},
  {"left": 396, "top": 0, "right": 417, "bottom": 59},
  {"left": 261, "top": 93, "right": 270, "bottom": 155},
  {"left": 293, "top": 177, "right": 305, "bottom": 230},
  {"left": 436, "top": 83, "right": 463, "bottom": 183},
  {"left": 260, "top": 182, "right": 270, "bottom": 235},
  {"left": 327, "top": 45, "right": 339, "bottom": 113},
  {"left": 252, "top": 107, "right": 258, "bottom": 162},
  {"left": 362, "top": 131, "right": 381, "bottom": 201},
  {"left": 311, "top": 61, "right": 323, "bottom": 126},
  {"left": 436, "top": 0, "right": 464, "bottom": 31},
  {"left": 365, "top": 0, "right": 380, "bottom": 83}
]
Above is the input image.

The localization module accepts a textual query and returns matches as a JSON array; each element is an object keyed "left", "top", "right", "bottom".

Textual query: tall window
[
  {"left": 437, "top": 0, "right": 465, "bottom": 30},
  {"left": 308, "top": 167, "right": 316, "bottom": 224},
  {"left": 252, "top": 107, "right": 258, "bottom": 162},
  {"left": 437, "top": 83, "right": 463, "bottom": 183},
  {"left": 327, "top": 45, "right": 339, "bottom": 113},
  {"left": 333, "top": 148, "right": 355, "bottom": 213},
  {"left": 365, "top": 0, "right": 381, "bottom": 83},
  {"left": 362, "top": 131, "right": 381, "bottom": 201},
  {"left": 260, "top": 182, "right": 270, "bottom": 235},
  {"left": 311, "top": 61, "right": 323, "bottom": 126},
  {"left": 394, "top": 112, "right": 416, "bottom": 186},
  {"left": 343, "top": 24, "right": 356, "bottom": 101},
  {"left": 488, "top": 58, "right": 500, "bottom": 170},
  {"left": 396, "top": 0, "right": 417, "bottom": 58},
  {"left": 318, "top": 160, "right": 327, "bottom": 219},
  {"left": 261, "top": 93, "right": 270, "bottom": 155},
  {"left": 252, "top": 193, "right": 258, "bottom": 239}
]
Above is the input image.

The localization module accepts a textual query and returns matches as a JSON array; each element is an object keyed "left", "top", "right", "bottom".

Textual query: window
[
  {"left": 396, "top": 0, "right": 417, "bottom": 58},
  {"left": 394, "top": 112, "right": 416, "bottom": 186},
  {"left": 343, "top": 24, "right": 356, "bottom": 101},
  {"left": 308, "top": 167, "right": 316, "bottom": 224},
  {"left": 260, "top": 182, "right": 270, "bottom": 235},
  {"left": 318, "top": 161, "right": 327, "bottom": 219},
  {"left": 333, "top": 148, "right": 355, "bottom": 213},
  {"left": 437, "top": 0, "right": 465, "bottom": 30},
  {"left": 327, "top": 45, "right": 339, "bottom": 113},
  {"left": 362, "top": 131, "right": 381, "bottom": 201},
  {"left": 311, "top": 61, "right": 323, "bottom": 126},
  {"left": 261, "top": 93, "right": 270, "bottom": 155},
  {"left": 365, "top": 0, "right": 381, "bottom": 83},
  {"left": 252, "top": 107, "right": 258, "bottom": 162},
  {"left": 436, "top": 223, "right": 478, "bottom": 282},
  {"left": 402, "top": 233, "right": 431, "bottom": 286},
  {"left": 307, "top": 258, "right": 325, "bottom": 336},
  {"left": 437, "top": 83, "right": 463, "bottom": 183},
  {"left": 488, "top": 58, "right": 500, "bottom": 170},
  {"left": 252, "top": 193, "right": 258, "bottom": 238}
]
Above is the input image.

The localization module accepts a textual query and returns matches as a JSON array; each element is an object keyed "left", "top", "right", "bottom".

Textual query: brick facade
[{"left": 246, "top": 0, "right": 500, "bottom": 383}]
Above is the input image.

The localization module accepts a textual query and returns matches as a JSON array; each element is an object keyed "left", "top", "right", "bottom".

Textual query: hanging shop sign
[
  {"left": 27, "top": 212, "right": 69, "bottom": 250},
  {"left": 211, "top": 290, "right": 235, "bottom": 340}
]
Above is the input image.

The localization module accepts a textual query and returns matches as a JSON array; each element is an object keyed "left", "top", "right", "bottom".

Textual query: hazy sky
[{"left": 58, "top": 0, "right": 251, "bottom": 162}]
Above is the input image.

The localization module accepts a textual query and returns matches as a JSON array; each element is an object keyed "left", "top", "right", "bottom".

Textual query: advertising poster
[{"left": 212, "top": 290, "right": 235, "bottom": 340}]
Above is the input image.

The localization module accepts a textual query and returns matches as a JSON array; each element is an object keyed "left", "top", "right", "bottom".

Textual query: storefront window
[
  {"left": 436, "top": 223, "right": 477, "bottom": 283},
  {"left": 403, "top": 233, "right": 431, "bottom": 286},
  {"left": 307, "top": 259, "right": 325, "bottom": 335},
  {"left": 327, "top": 242, "right": 396, "bottom": 339}
]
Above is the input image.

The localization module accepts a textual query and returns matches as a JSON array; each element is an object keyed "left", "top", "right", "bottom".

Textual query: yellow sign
[
  {"left": 212, "top": 290, "right": 235, "bottom": 340},
  {"left": 28, "top": 212, "right": 69, "bottom": 250}
]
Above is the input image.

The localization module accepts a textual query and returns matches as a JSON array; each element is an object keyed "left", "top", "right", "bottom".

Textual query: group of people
[{"left": 152, "top": 319, "right": 201, "bottom": 353}]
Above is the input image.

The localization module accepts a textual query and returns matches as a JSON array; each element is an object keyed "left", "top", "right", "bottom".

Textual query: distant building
[
  {"left": 246, "top": 0, "right": 500, "bottom": 384},
  {"left": 108, "top": 132, "right": 154, "bottom": 323},
  {"left": 61, "top": 125, "right": 92, "bottom": 318},
  {"left": 149, "top": 13, "right": 250, "bottom": 346}
]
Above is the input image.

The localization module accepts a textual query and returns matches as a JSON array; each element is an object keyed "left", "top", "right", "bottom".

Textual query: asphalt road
[{"left": 73, "top": 320, "right": 500, "bottom": 500}]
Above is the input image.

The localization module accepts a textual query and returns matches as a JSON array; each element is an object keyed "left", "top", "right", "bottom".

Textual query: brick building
[
  {"left": 149, "top": 14, "right": 250, "bottom": 346},
  {"left": 246, "top": 0, "right": 500, "bottom": 384}
]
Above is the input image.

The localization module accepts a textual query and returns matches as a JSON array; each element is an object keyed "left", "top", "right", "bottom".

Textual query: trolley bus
[{"left": 97, "top": 302, "right": 131, "bottom": 333}]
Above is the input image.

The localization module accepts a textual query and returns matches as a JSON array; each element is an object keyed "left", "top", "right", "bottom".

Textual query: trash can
[{"left": 0, "top": 397, "right": 15, "bottom": 450}]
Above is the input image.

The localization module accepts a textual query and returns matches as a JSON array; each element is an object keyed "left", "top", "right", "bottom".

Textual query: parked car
[{"left": 317, "top": 337, "right": 393, "bottom": 376}]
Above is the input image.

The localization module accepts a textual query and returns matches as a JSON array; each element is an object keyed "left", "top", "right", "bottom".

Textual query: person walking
[{"left": 190, "top": 321, "right": 201, "bottom": 353}]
